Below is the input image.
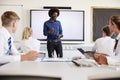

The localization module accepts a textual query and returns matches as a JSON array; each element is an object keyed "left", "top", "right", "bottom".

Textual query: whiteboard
[
  {"left": 30, "top": 10, "right": 84, "bottom": 41},
  {"left": 0, "top": 4, "right": 23, "bottom": 41}
]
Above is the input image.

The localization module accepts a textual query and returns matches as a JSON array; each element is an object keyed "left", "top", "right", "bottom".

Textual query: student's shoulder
[
  {"left": 105, "top": 37, "right": 115, "bottom": 42},
  {"left": 95, "top": 37, "right": 103, "bottom": 42},
  {"left": 29, "top": 37, "right": 40, "bottom": 43},
  {"left": 0, "top": 27, "right": 8, "bottom": 40},
  {"left": 0, "top": 27, "right": 6, "bottom": 35},
  {"left": 110, "top": 38, "right": 115, "bottom": 42},
  {"left": 34, "top": 39, "right": 40, "bottom": 43}
]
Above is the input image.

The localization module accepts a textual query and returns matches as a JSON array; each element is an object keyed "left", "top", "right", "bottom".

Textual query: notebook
[
  {"left": 77, "top": 48, "right": 95, "bottom": 59},
  {"left": 77, "top": 48, "right": 95, "bottom": 54},
  {"left": 72, "top": 59, "right": 98, "bottom": 67},
  {"left": 41, "top": 58, "right": 72, "bottom": 62}
]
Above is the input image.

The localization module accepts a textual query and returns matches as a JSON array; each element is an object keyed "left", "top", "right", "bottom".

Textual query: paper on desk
[
  {"left": 104, "top": 57, "right": 120, "bottom": 71},
  {"left": 73, "top": 59, "right": 98, "bottom": 67},
  {"left": 73, "top": 58, "right": 120, "bottom": 70},
  {"left": 41, "top": 58, "right": 72, "bottom": 62},
  {"left": 107, "top": 57, "right": 120, "bottom": 66},
  {"left": 102, "top": 65, "right": 120, "bottom": 71}
]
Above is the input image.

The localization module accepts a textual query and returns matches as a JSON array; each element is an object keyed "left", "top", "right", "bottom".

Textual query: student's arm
[
  {"left": 11, "top": 42, "right": 19, "bottom": 54},
  {"left": 0, "top": 55, "right": 21, "bottom": 64},
  {"left": 21, "top": 50, "right": 40, "bottom": 61},
  {"left": 12, "top": 42, "right": 40, "bottom": 61},
  {"left": 93, "top": 53, "right": 108, "bottom": 65},
  {"left": 0, "top": 51, "right": 40, "bottom": 64}
]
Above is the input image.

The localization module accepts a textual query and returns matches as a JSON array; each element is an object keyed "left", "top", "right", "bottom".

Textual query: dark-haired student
[
  {"left": 43, "top": 8, "right": 63, "bottom": 58},
  {"left": 94, "top": 15, "right": 120, "bottom": 65},
  {"left": 92, "top": 25, "right": 115, "bottom": 56},
  {"left": 0, "top": 11, "right": 40, "bottom": 65}
]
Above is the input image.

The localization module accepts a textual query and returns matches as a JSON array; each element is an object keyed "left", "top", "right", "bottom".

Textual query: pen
[{"left": 72, "top": 60, "right": 80, "bottom": 67}]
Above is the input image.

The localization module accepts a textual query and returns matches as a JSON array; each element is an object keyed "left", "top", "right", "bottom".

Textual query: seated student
[
  {"left": 0, "top": 11, "right": 40, "bottom": 65},
  {"left": 94, "top": 15, "right": 120, "bottom": 65},
  {"left": 109, "top": 23, "right": 116, "bottom": 39},
  {"left": 20, "top": 27, "right": 41, "bottom": 53},
  {"left": 92, "top": 25, "right": 115, "bottom": 56}
]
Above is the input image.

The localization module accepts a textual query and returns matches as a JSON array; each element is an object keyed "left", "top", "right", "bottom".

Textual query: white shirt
[
  {"left": 0, "top": 27, "right": 20, "bottom": 64},
  {"left": 92, "top": 36, "right": 115, "bottom": 56},
  {"left": 114, "top": 33, "right": 120, "bottom": 56},
  {"left": 107, "top": 33, "right": 120, "bottom": 65},
  {"left": 20, "top": 37, "right": 40, "bottom": 53}
]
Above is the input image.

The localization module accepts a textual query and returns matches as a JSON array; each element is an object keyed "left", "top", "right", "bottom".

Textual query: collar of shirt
[
  {"left": 2, "top": 27, "right": 14, "bottom": 41},
  {"left": 48, "top": 19, "right": 57, "bottom": 22},
  {"left": 103, "top": 36, "right": 111, "bottom": 39}
]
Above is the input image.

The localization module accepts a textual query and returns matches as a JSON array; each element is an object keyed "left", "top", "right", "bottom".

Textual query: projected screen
[{"left": 30, "top": 10, "right": 84, "bottom": 41}]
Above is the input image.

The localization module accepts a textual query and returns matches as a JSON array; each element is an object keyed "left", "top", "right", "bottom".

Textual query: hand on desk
[
  {"left": 21, "top": 50, "right": 40, "bottom": 61},
  {"left": 93, "top": 53, "right": 108, "bottom": 65}
]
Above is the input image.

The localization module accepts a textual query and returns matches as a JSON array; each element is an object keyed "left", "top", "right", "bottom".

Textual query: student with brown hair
[
  {"left": 0, "top": 11, "right": 40, "bottom": 65},
  {"left": 21, "top": 27, "right": 40, "bottom": 53},
  {"left": 94, "top": 15, "right": 120, "bottom": 65},
  {"left": 92, "top": 25, "right": 115, "bottom": 56}
]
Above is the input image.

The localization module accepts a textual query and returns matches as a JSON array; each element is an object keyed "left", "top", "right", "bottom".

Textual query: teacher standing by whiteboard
[{"left": 43, "top": 8, "right": 63, "bottom": 58}]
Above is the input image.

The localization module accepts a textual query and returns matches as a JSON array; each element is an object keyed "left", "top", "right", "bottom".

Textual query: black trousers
[{"left": 47, "top": 40, "right": 63, "bottom": 58}]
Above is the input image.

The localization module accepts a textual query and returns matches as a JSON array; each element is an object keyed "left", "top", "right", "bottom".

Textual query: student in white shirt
[
  {"left": 109, "top": 19, "right": 116, "bottom": 39},
  {"left": 92, "top": 25, "right": 115, "bottom": 56},
  {"left": 0, "top": 11, "right": 40, "bottom": 65},
  {"left": 20, "top": 27, "right": 40, "bottom": 53},
  {"left": 93, "top": 15, "right": 120, "bottom": 65}
]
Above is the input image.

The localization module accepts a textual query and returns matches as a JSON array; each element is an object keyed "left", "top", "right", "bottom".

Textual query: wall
[{"left": 0, "top": 0, "right": 120, "bottom": 46}]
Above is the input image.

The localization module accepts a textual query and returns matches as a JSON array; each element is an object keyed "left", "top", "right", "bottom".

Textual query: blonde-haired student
[
  {"left": 20, "top": 27, "right": 40, "bottom": 53},
  {"left": 0, "top": 11, "right": 40, "bottom": 65}
]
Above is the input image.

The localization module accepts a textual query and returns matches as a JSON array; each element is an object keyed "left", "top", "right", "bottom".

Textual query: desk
[{"left": 0, "top": 61, "right": 120, "bottom": 80}]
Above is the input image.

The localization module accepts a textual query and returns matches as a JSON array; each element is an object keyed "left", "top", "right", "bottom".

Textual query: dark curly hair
[
  {"left": 48, "top": 8, "right": 60, "bottom": 17},
  {"left": 102, "top": 25, "right": 110, "bottom": 36}
]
